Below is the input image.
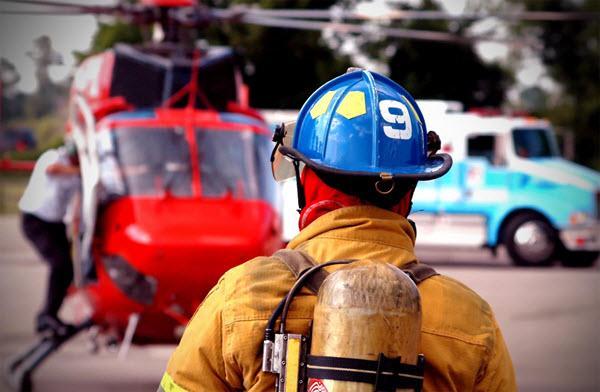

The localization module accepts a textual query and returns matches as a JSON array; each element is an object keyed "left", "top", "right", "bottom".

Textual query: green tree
[
  {"left": 388, "top": 40, "right": 510, "bottom": 108},
  {"left": 349, "top": 0, "right": 512, "bottom": 107},
  {"left": 203, "top": 0, "right": 352, "bottom": 108},
  {"left": 511, "top": 0, "right": 600, "bottom": 168},
  {"left": 75, "top": 21, "right": 144, "bottom": 61},
  {"left": 1, "top": 58, "right": 25, "bottom": 122},
  {"left": 24, "top": 36, "right": 68, "bottom": 118}
]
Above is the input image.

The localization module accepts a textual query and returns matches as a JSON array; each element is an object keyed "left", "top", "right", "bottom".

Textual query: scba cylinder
[{"left": 309, "top": 260, "right": 422, "bottom": 392}]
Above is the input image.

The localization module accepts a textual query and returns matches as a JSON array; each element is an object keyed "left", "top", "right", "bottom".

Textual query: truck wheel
[
  {"left": 503, "top": 213, "right": 557, "bottom": 267},
  {"left": 560, "top": 251, "right": 599, "bottom": 268}
]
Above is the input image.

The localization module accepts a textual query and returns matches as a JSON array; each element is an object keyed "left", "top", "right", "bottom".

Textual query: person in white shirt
[{"left": 19, "top": 143, "right": 80, "bottom": 335}]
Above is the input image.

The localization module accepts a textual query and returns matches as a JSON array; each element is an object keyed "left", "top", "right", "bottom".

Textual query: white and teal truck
[
  {"left": 264, "top": 104, "right": 600, "bottom": 267},
  {"left": 411, "top": 101, "right": 599, "bottom": 267}
]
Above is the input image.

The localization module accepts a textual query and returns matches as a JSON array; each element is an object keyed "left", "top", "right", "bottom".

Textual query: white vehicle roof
[
  {"left": 260, "top": 109, "right": 298, "bottom": 125},
  {"left": 422, "top": 111, "right": 550, "bottom": 139}
]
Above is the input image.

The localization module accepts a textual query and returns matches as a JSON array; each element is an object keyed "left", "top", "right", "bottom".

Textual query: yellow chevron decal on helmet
[
  {"left": 309, "top": 90, "right": 336, "bottom": 119},
  {"left": 336, "top": 91, "right": 367, "bottom": 119}
]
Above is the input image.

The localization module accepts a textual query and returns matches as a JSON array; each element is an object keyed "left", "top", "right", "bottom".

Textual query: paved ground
[{"left": 0, "top": 215, "right": 598, "bottom": 391}]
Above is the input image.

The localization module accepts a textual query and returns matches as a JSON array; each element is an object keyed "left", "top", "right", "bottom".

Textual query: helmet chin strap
[{"left": 294, "top": 160, "right": 306, "bottom": 211}]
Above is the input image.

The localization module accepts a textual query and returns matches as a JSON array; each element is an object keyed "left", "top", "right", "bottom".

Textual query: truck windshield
[
  {"left": 512, "top": 128, "right": 558, "bottom": 158},
  {"left": 196, "top": 128, "right": 277, "bottom": 205},
  {"left": 98, "top": 127, "right": 193, "bottom": 197}
]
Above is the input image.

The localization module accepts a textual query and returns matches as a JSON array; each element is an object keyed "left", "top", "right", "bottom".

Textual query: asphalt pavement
[{"left": 0, "top": 215, "right": 598, "bottom": 392}]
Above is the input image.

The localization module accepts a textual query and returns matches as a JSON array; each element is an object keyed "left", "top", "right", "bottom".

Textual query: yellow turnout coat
[{"left": 161, "top": 206, "right": 516, "bottom": 391}]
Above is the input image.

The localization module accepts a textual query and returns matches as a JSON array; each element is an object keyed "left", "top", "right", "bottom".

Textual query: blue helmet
[{"left": 277, "top": 69, "right": 452, "bottom": 181}]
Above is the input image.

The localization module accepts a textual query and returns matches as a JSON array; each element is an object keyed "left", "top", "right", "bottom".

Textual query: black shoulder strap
[
  {"left": 274, "top": 250, "right": 438, "bottom": 294},
  {"left": 401, "top": 261, "right": 439, "bottom": 284}
]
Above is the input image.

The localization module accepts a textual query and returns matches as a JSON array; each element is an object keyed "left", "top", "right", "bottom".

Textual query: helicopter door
[{"left": 70, "top": 95, "right": 100, "bottom": 285}]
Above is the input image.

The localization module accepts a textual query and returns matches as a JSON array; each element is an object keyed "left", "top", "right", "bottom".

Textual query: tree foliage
[
  {"left": 74, "top": 21, "right": 144, "bottom": 62},
  {"left": 330, "top": 0, "right": 512, "bottom": 108},
  {"left": 388, "top": 40, "right": 510, "bottom": 108},
  {"left": 512, "top": 0, "right": 600, "bottom": 168},
  {"left": 203, "top": 0, "right": 352, "bottom": 108},
  {"left": 1, "top": 58, "right": 25, "bottom": 121},
  {"left": 391, "top": 2, "right": 511, "bottom": 108}
]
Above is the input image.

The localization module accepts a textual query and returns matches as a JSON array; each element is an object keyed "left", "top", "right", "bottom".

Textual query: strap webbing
[
  {"left": 273, "top": 250, "right": 329, "bottom": 294},
  {"left": 307, "top": 353, "right": 425, "bottom": 392},
  {"left": 275, "top": 250, "right": 438, "bottom": 293},
  {"left": 401, "top": 261, "right": 439, "bottom": 284}
]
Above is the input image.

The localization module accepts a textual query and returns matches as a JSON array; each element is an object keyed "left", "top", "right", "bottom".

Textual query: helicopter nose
[{"left": 98, "top": 197, "right": 282, "bottom": 302}]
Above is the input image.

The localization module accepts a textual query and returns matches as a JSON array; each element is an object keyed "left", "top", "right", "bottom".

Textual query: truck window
[
  {"left": 467, "top": 135, "right": 495, "bottom": 163},
  {"left": 512, "top": 128, "right": 558, "bottom": 158}
]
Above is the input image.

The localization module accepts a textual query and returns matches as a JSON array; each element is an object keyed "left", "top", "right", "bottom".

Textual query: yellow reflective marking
[
  {"left": 285, "top": 337, "right": 301, "bottom": 392},
  {"left": 310, "top": 91, "right": 336, "bottom": 119},
  {"left": 336, "top": 91, "right": 367, "bottom": 119},
  {"left": 159, "top": 372, "right": 189, "bottom": 392}
]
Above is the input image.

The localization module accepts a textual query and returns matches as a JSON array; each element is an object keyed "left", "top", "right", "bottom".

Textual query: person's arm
[
  {"left": 475, "top": 316, "right": 517, "bottom": 392},
  {"left": 46, "top": 162, "right": 80, "bottom": 176},
  {"left": 159, "top": 279, "right": 233, "bottom": 392}
]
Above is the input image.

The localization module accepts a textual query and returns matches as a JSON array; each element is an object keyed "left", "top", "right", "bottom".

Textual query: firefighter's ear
[{"left": 427, "top": 131, "right": 441, "bottom": 157}]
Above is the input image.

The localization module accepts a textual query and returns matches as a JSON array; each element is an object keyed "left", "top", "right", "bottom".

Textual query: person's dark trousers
[{"left": 20, "top": 213, "right": 74, "bottom": 321}]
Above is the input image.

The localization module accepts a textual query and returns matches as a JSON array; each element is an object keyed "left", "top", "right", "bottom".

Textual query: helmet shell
[{"left": 287, "top": 70, "right": 451, "bottom": 180}]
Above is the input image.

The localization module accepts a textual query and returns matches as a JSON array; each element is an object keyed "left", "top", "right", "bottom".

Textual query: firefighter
[
  {"left": 19, "top": 142, "right": 80, "bottom": 336},
  {"left": 160, "top": 70, "right": 516, "bottom": 391}
]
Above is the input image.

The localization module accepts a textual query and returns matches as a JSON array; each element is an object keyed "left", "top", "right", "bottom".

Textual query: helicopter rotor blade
[
  {"left": 0, "top": 0, "right": 108, "bottom": 9},
  {"left": 235, "top": 14, "right": 471, "bottom": 45},
  {"left": 243, "top": 8, "right": 600, "bottom": 22},
  {"left": 0, "top": 0, "right": 161, "bottom": 24},
  {"left": 0, "top": 9, "right": 83, "bottom": 15},
  {"left": 0, "top": 0, "right": 128, "bottom": 16},
  {"left": 223, "top": 12, "right": 538, "bottom": 47}
]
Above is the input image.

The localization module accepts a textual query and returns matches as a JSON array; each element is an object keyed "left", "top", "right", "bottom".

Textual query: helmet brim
[{"left": 279, "top": 145, "right": 452, "bottom": 181}]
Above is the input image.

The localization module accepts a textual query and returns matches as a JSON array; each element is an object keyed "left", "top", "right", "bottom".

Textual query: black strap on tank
[
  {"left": 307, "top": 353, "right": 425, "bottom": 392},
  {"left": 274, "top": 249, "right": 438, "bottom": 293}
]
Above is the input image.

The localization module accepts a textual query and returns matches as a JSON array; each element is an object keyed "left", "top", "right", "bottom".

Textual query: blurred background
[{"left": 0, "top": 0, "right": 599, "bottom": 391}]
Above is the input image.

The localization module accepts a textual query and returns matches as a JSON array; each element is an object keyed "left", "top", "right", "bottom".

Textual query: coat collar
[{"left": 288, "top": 205, "right": 416, "bottom": 256}]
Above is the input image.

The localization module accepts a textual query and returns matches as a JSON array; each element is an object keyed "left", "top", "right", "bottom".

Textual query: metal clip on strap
[{"left": 307, "top": 353, "right": 425, "bottom": 392}]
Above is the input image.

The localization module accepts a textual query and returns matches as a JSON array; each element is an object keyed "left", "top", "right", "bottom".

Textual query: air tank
[{"left": 309, "top": 260, "right": 422, "bottom": 392}]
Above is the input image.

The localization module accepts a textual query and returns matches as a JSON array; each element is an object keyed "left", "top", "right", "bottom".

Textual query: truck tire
[
  {"left": 503, "top": 213, "right": 557, "bottom": 267},
  {"left": 560, "top": 251, "right": 599, "bottom": 268}
]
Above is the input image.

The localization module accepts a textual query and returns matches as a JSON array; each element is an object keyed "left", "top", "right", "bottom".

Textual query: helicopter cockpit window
[
  {"left": 99, "top": 127, "right": 193, "bottom": 197},
  {"left": 196, "top": 129, "right": 277, "bottom": 205}
]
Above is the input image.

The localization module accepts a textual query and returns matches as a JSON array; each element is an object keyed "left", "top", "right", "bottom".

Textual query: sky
[{"left": 0, "top": 0, "right": 551, "bottom": 101}]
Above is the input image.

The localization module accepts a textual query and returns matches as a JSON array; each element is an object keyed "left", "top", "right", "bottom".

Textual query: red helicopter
[
  {"left": 2, "top": 1, "right": 586, "bottom": 391},
  {"left": 4, "top": 1, "right": 288, "bottom": 390}
]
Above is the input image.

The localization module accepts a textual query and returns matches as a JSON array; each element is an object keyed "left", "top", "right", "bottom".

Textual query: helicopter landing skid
[{"left": 3, "top": 319, "right": 93, "bottom": 392}]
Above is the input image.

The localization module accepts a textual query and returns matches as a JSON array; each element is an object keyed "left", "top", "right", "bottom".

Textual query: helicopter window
[
  {"left": 97, "top": 130, "right": 126, "bottom": 199},
  {"left": 196, "top": 129, "right": 277, "bottom": 204},
  {"left": 106, "top": 127, "right": 193, "bottom": 197}
]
